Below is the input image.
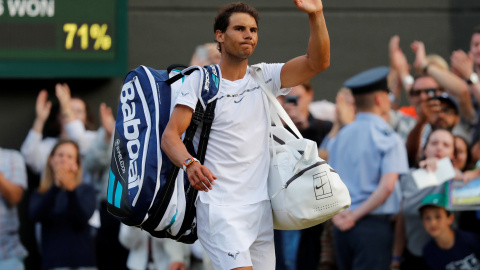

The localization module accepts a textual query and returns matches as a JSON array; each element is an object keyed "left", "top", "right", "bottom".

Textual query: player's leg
[
  {"left": 249, "top": 200, "right": 276, "bottom": 270},
  {"left": 196, "top": 201, "right": 257, "bottom": 270}
]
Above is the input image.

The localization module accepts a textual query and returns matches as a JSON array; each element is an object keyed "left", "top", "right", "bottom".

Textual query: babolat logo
[
  {"left": 120, "top": 79, "right": 142, "bottom": 190},
  {"left": 204, "top": 68, "right": 210, "bottom": 92}
]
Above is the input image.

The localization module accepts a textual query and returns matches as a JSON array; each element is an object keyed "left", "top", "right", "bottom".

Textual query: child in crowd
[{"left": 420, "top": 193, "right": 480, "bottom": 270}]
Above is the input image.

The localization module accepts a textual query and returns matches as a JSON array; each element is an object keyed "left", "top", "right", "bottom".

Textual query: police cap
[{"left": 344, "top": 66, "right": 390, "bottom": 95}]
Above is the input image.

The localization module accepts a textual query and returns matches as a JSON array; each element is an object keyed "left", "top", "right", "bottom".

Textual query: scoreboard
[{"left": 0, "top": 0, "right": 127, "bottom": 78}]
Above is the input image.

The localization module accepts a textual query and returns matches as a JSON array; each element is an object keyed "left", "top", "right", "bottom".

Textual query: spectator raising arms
[
  {"left": 29, "top": 140, "right": 96, "bottom": 270},
  {"left": 21, "top": 84, "right": 96, "bottom": 175}
]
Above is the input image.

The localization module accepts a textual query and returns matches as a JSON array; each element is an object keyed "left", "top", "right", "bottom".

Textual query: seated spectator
[
  {"left": 21, "top": 84, "right": 96, "bottom": 176},
  {"left": 393, "top": 129, "right": 459, "bottom": 270},
  {"left": 0, "top": 147, "right": 28, "bottom": 269},
  {"left": 29, "top": 140, "right": 96, "bottom": 270},
  {"left": 421, "top": 193, "right": 480, "bottom": 270}
]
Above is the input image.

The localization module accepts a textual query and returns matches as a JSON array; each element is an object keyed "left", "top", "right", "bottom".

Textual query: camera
[{"left": 286, "top": 95, "right": 298, "bottom": 106}]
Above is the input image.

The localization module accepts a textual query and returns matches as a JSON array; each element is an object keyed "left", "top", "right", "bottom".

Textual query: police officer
[{"left": 326, "top": 67, "right": 409, "bottom": 270}]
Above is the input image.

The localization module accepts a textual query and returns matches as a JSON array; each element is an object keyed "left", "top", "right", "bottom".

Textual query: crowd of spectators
[{"left": 1, "top": 26, "right": 480, "bottom": 270}]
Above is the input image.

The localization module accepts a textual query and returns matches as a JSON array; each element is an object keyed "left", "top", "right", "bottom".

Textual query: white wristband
[{"left": 402, "top": 75, "right": 414, "bottom": 87}]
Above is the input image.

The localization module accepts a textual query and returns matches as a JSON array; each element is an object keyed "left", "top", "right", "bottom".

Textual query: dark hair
[
  {"left": 420, "top": 205, "right": 451, "bottom": 218},
  {"left": 473, "top": 25, "right": 480, "bottom": 35},
  {"left": 70, "top": 95, "right": 96, "bottom": 131},
  {"left": 454, "top": 135, "right": 472, "bottom": 171},
  {"left": 353, "top": 92, "right": 376, "bottom": 111},
  {"left": 301, "top": 81, "right": 313, "bottom": 92},
  {"left": 213, "top": 2, "right": 259, "bottom": 52}
]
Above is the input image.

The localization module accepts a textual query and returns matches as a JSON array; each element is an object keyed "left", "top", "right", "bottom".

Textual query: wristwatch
[
  {"left": 182, "top": 157, "right": 199, "bottom": 171},
  {"left": 467, "top": 72, "right": 479, "bottom": 85}
]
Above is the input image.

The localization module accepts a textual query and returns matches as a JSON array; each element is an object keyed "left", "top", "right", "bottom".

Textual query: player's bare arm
[
  {"left": 281, "top": 0, "right": 330, "bottom": 88},
  {"left": 161, "top": 105, "right": 217, "bottom": 192}
]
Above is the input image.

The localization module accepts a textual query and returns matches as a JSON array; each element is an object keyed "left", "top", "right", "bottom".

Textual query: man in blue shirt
[{"left": 327, "top": 67, "right": 409, "bottom": 270}]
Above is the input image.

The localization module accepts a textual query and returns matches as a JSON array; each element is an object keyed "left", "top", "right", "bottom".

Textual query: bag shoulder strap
[
  {"left": 249, "top": 64, "right": 303, "bottom": 139},
  {"left": 175, "top": 65, "right": 220, "bottom": 240}
]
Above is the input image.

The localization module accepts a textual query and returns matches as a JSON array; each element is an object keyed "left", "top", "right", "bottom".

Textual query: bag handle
[{"left": 249, "top": 64, "right": 303, "bottom": 139}]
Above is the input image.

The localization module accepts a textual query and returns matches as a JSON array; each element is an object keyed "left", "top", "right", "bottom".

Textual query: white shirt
[
  {"left": 175, "top": 63, "right": 289, "bottom": 205},
  {"left": 20, "top": 120, "right": 97, "bottom": 175}
]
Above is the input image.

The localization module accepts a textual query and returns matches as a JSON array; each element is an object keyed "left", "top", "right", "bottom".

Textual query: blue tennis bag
[{"left": 107, "top": 64, "right": 221, "bottom": 243}]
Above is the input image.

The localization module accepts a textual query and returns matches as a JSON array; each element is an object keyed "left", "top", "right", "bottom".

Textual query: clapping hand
[
  {"left": 33, "top": 90, "right": 53, "bottom": 134},
  {"left": 100, "top": 103, "right": 115, "bottom": 142},
  {"left": 53, "top": 160, "right": 79, "bottom": 191},
  {"left": 35, "top": 90, "right": 52, "bottom": 123},
  {"left": 411, "top": 41, "right": 428, "bottom": 74},
  {"left": 389, "top": 36, "right": 410, "bottom": 75},
  {"left": 55, "top": 83, "right": 74, "bottom": 122},
  {"left": 451, "top": 50, "right": 474, "bottom": 80}
]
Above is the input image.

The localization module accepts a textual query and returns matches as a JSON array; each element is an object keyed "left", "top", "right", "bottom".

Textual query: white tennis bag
[{"left": 250, "top": 64, "right": 351, "bottom": 230}]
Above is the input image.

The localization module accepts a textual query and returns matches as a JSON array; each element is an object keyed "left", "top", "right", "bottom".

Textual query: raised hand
[
  {"left": 411, "top": 41, "right": 428, "bottom": 75},
  {"left": 389, "top": 35, "right": 409, "bottom": 76},
  {"left": 451, "top": 50, "right": 474, "bottom": 79},
  {"left": 55, "top": 83, "right": 72, "bottom": 110},
  {"left": 293, "top": 0, "right": 323, "bottom": 14},
  {"left": 99, "top": 103, "right": 115, "bottom": 141},
  {"left": 35, "top": 90, "right": 52, "bottom": 123},
  {"left": 335, "top": 90, "right": 355, "bottom": 126},
  {"left": 55, "top": 83, "right": 74, "bottom": 123},
  {"left": 33, "top": 90, "right": 52, "bottom": 134}
]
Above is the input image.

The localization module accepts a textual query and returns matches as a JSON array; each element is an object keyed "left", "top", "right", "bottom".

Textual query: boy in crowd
[{"left": 420, "top": 193, "right": 480, "bottom": 270}]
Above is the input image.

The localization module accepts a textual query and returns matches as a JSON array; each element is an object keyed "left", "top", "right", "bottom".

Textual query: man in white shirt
[{"left": 162, "top": 1, "right": 330, "bottom": 269}]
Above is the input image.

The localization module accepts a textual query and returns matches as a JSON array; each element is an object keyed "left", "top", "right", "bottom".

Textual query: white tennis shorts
[{"left": 196, "top": 199, "right": 275, "bottom": 270}]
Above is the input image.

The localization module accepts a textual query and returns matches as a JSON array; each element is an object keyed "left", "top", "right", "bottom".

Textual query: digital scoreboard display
[{"left": 0, "top": 0, "right": 127, "bottom": 78}]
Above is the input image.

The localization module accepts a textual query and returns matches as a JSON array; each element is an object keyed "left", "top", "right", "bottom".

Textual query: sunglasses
[
  {"left": 409, "top": 88, "right": 439, "bottom": 97},
  {"left": 439, "top": 107, "right": 457, "bottom": 115}
]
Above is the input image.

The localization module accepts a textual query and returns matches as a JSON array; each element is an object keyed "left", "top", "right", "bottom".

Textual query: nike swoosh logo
[
  {"left": 234, "top": 96, "right": 246, "bottom": 103},
  {"left": 181, "top": 92, "right": 189, "bottom": 96},
  {"left": 316, "top": 183, "right": 327, "bottom": 190}
]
